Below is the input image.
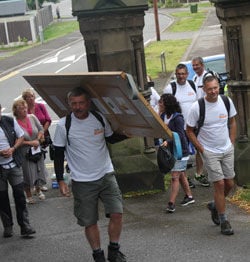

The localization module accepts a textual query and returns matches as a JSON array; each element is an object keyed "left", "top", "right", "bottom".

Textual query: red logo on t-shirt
[
  {"left": 219, "top": 114, "right": 227, "bottom": 119},
  {"left": 94, "top": 129, "right": 104, "bottom": 135}
]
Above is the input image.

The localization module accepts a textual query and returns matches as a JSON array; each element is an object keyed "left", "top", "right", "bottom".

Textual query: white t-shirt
[
  {"left": 0, "top": 118, "right": 24, "bottom": 164},
  {"left": 150, "top": 86, "right": 160, "bottom": 110},
  {"left": 53, "top": 112, "right": 114, "bottom": 182},
  {"left": 193, "top": 70, "right": 207, "bottom": 98},
  {"left": 186, "top": 96, "right": 237, "bottom": 153},
  {"left": 163, "top": 81, "right": 198, "bottom": 128}
]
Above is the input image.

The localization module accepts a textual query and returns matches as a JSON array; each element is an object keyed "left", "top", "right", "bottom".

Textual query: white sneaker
[
  {"left": 38, "top": 191, "right": 46, "bottom": 200},
  {"left": 41, "top": 186, "right": 48, "bottom": 192},
  {"left": 26, "top": 197, "right": 35, "bottom": 204},
  {"left": 32, "top": 187, "right": 37, "bottom": 195}
]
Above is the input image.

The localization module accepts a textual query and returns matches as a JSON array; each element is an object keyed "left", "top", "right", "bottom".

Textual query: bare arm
[
  {"left": 229, "top": 117, "right": 237, "bottom": 145},
  {"left": 43, "top": 121, "right": 51, "bottom": 134},
  {"left": 13, "top": 136, "right": 24, "bottom": 150},
  {"left": 22, "top": 131, "right": 43, "bottom": 149},
  {"left": 0, "top": 136, "right": 24, "bottom": 158}
]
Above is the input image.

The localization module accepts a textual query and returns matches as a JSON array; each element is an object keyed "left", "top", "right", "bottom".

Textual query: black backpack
[
  {"left": 200, "top": 70, "right": 227, "bottom": 94},
  {"left": 170, "top": 80, "right": 196, "bottom": 96},
  {"left": 195, "top": 95, "right": 230, "bottom": 136}
]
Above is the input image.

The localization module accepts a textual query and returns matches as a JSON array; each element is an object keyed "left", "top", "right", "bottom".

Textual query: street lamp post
[
  {"left": 35, "top": 0, "right": 44, "bottom": 43},
  {"left": 153, "top": 0, "right": 161, "bottom": 41}
]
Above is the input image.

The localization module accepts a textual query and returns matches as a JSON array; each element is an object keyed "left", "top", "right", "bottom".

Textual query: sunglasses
[{"left": 203, "top": 71, "right": 220, "bottom": 82}]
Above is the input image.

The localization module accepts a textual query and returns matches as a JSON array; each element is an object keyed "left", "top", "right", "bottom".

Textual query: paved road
[{"left": 0, "top": 5, "right": 249, "bottom": 262}]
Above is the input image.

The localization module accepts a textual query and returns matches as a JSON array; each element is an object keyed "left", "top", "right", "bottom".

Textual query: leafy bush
[{"left": 164, "top": 0, "right": 183, "bottom": 8}]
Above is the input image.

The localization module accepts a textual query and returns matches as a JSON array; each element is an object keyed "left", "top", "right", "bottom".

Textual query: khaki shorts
[
  {"left": 200, "top": 145, "right": 235, "bottom": 182},
  {"left": 72, "top": 172, "right": 123, "bottom": 227}
]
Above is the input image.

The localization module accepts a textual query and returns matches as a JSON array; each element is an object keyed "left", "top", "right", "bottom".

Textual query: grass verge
[
  {"left": 229, "top": 187, "right": 250, "bottom": 213},
  {"left": 169, "top": 10, "right": 207, "bottom": 32},
  {"left": 145, "top": 39, "right": 191, "bottom": 79},
  {"left": 145, "top": 5, "right": 207, "bottom": 78},
  {"left": 43, "top": 20, "right": 79, "bottom": 41}
]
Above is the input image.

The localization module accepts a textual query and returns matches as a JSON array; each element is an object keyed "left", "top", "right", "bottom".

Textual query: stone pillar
[
  {"left": 80, "top": 13, "right": 147, "bottom": 90},
  {"left": 211, "top": 0, "right": 250, "bottom": 185},
  {"left": 72, "top": 0, "right": 151, "bottom": 99},
  {"left": 71, "top": 0, "right": 164, "bottom": 193}
]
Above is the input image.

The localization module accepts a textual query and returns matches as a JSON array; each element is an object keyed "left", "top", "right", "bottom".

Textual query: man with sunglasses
[
  {"left": 163, "top": 64, "right": 198, "bottom": 128},
  {"left": 163, "top": 63, "right": 198, "bottom": 189},
  {"left": 186, "top": 72, "right": 237, "bottom": 235}
]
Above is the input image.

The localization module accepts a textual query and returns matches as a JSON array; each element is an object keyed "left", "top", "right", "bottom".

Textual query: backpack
[
  {"left": 195, "top": 95, "right": 230, "bottom": 136},
  {"left": 201, "top": 70, "right": 226, "bottom": 94},
  {"left": 170, "top": 80, "right": 196, "bottom": 96},
  {"left": 65, "top": 110, "right": 105, "bottom": 145}
]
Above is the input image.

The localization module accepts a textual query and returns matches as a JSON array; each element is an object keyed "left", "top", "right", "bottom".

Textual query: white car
[{"left": 181, "top": 54, "right": 227, "bottom": 94}]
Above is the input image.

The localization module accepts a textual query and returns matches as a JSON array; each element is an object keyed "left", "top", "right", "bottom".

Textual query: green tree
[{"left": 26, "top": 0, "right": 59, "bottom": 10}]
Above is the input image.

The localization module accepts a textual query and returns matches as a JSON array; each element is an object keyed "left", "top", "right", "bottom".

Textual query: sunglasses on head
[{"left": 203, "top": 71, "right": 220, "bottom": 82}]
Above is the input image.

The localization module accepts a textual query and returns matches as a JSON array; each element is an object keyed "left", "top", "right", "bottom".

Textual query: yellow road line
[{"left": 0, "top": 71, "right": 19, "bottom": 82}]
